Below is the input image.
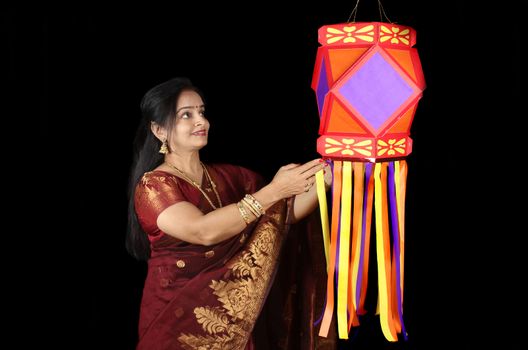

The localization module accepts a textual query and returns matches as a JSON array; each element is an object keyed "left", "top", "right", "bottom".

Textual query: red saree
[{"left": 134, "top": 163, "right": 294, "bottom": 350}]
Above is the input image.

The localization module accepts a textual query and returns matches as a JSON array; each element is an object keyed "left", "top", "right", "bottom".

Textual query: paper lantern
[{"left": 312, "top": 22, "right": 425, "bottom": 341}]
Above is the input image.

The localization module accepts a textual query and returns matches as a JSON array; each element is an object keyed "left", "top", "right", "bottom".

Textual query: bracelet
[
  {"left": 242, "top": 197, "right": 261, "bottom": 218},
  {"left": 236, "top": 201, "right": 251, "bottom": 225},
  {"left": 244, "top": 194, "right": 265, "bottom": 215}
]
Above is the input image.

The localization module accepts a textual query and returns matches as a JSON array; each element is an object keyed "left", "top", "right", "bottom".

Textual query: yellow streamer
[
  {"left": 318, "top": 161, "right": 342, "bottom": 337},
  {"left": 337, "top": 161, "right": 352, "bottom": 339},
  {"left": 316, "top": 169, "right": 330, "bottom": 267}
]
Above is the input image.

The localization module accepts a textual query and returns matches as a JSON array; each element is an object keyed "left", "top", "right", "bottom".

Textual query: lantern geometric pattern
[{"left": 312, "top": 22, "right": 425, "bottom": 342}]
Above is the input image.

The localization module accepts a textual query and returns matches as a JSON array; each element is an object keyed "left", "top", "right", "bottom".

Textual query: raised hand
[{"left": 270, "top": 159, "right": 327, "bottom": 198}]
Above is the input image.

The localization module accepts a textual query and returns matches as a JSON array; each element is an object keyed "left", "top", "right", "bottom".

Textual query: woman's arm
[{"left": 156, "top": 159, "right": 325, "bottom": 245}]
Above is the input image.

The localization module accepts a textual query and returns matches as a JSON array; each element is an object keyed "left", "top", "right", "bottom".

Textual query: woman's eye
[{"left": 180, "top": 112, "right": 190, "bottom": 119}]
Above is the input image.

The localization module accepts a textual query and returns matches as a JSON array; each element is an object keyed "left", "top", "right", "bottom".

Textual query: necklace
[{"left": 165, "top": 162, "right": 223, "bottom": 210}]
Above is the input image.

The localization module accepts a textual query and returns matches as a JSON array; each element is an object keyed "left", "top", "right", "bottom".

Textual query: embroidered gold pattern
[
  {"left": 138, "top": 172, "right": 179, "bottom": 213},
  {"left": 178, "top": 206, "right": 285, "bottom": 349},
  {"left": 194, "top": 306, "right": 230, "bottom": 334}
]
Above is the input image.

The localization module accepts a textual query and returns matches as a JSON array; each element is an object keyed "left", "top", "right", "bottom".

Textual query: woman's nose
[{"left": 194, "top": 113, "right": 206, "bottom": 126}]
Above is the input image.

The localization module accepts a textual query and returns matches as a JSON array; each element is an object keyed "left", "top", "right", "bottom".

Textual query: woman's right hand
[{"left": 270, "top": 159, "right": 326, "bottom": 199}]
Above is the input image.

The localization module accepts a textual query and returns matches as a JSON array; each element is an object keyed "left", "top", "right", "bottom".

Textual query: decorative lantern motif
[{"left": 312, "top": 22, "right": 425, "bottom": 341}]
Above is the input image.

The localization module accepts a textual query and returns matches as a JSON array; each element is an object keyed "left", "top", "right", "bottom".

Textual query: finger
[
  {"left": 281, "top": 163, "right": 300, "bottom": 171},
  {"left": 304, "top": 174, "right": 315, "bottom": 183},
  {"left": 301, "top": 163, "right": 326, "bottom": 178},
  {"left": 296, "top": 158, "right": 323, "bottom": 174},
  {"left": 301, "top": 176, "right": 316, "bottom": 188}
]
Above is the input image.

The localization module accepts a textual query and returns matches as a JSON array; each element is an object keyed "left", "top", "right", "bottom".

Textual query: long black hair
[{"left": 126, "top": 77, "right": 205, "bottom": 260}]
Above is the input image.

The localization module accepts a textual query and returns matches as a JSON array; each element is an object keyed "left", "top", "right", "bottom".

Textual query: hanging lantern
[{"left": 312, "top": 21, "right": 425, "bottom": 341}]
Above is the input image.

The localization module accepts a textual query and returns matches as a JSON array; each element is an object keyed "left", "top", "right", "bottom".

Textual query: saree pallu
[
  {"left": 254, "top": 210, "right": 338, "bottom": 350},
  {"left": 137, "top": 199, "right": 292, "bottom": 350}
]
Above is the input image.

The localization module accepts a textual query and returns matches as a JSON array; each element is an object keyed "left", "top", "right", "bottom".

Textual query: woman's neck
[{"left": 164, "top": 151, "right": 202, "bottom": 180}]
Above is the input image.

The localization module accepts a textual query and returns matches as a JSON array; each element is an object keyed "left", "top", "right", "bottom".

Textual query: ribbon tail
[
  {"left": 337, "top": 161, "right": 352, "bottom": 339},
  {"left": 318, "top": 161, "right": 342, "bottom": 337},
  {"left": 348, "top": 162, "right": 364, "bottom": 330},
  {"left": 374, "top": 163, "right": 398, "bottom": 341},
  {"left": 316, "top": 169, "right": 330, "bottom": 267},
  {"left": 358, "top": 163, "right": 374, "bottom": 315}
]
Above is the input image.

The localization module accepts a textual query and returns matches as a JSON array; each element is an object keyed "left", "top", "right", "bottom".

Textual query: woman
[{"left": 126, "top": 77, "right": 331, "bottom": 349}]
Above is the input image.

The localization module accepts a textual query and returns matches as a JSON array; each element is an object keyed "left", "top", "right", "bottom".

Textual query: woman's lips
[{"left": 192, "top": 130, "right": 207, "bottom": 136}]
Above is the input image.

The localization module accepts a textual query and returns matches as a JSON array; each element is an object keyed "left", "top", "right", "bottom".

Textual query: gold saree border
[{"left": 178, "top": 200, "right": 288, "bottom": 349}]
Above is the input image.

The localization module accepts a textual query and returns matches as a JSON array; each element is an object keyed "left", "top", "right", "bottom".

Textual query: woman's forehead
[{"left": 177, "top": 90, "right": 203, "bottom": 108}]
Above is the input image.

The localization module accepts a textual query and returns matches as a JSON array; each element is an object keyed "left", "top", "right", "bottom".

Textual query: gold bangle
[
  {"left": 241, "top": 198, "right": 261, "bottom": 218},
  {"left": 244, "top": 194, "right": 265, "bottom": 215},
  {"left": 237, "top": 201, "right": 251, "bottom": 225}
]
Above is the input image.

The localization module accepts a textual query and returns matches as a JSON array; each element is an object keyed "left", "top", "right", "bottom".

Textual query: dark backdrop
[{"left": 9, "top": 1, "right": 523, "bottom": 349}]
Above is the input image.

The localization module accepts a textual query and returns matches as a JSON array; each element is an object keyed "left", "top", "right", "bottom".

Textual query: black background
[{"left": 8, "top": 0, "right": 524, "bottom": 349}]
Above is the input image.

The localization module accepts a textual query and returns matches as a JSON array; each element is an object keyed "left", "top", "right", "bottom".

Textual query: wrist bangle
[
  {"left": 244, "top": 194, "right": 265, "bottom": 215},
  {"left": 242, "top": 197, "right": 261, "bottom": 218},
  {"left": 237, "top": 201, "right": 251, "bottom": 225}
]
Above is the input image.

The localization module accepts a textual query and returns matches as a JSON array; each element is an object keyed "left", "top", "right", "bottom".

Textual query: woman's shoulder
[{"left": 137, "top": 170, "right": 180, "bottom": 189}]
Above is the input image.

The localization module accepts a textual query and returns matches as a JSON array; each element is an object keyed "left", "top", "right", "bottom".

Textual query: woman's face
[{"left": 169, "top": 90, "right": 210, "bottom": 152}]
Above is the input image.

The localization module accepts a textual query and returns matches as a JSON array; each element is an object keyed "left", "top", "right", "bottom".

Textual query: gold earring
[{"left": 159, "top": 139, "right": 168, "bottom": 154}]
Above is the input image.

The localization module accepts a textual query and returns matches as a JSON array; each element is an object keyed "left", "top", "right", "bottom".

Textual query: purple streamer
[
  {"left": 314, "top": 295, "right": 326, "bottom": 326},
  {"left": 356, "top": 163, "right": 372, "bottom": 309},
  {"left": 388, "top": 162, "right": 407, "bottom": 340}
]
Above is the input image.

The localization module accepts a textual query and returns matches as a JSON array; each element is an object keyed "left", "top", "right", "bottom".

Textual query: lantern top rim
[{"left": 318, "top": 22, "right": 417, "bottom": 47}]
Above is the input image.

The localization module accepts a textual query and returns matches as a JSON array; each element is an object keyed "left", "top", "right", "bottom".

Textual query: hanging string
[
  {"left": 347, "top": 0, "right": 361, "bottom": 23},
  {"left": 348, "top": 0, "right": 393, "bottom": 23},
  {"left": 377, "top": 0, "right": 392, "bottom": 23}
]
